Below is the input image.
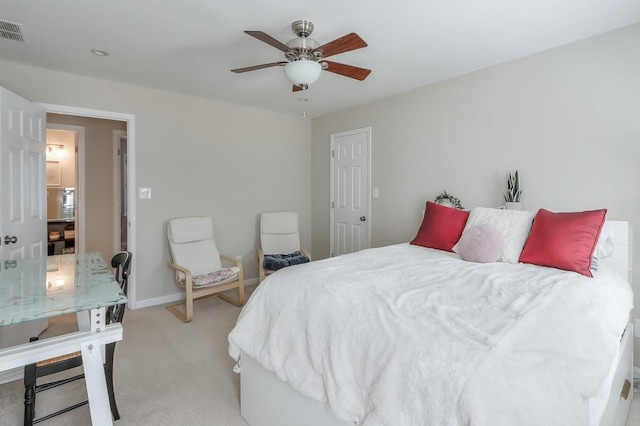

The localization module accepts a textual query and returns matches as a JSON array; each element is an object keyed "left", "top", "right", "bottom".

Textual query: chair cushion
[
  {"left": 180, "top": 266, "right": 240, "bottom": 288},
  {"left": 260, "top": 212, "right": 299, "bottom": 234},
  {"left": 263, "top": 251, "right": 310, "bottom": 272},
  {"left": 260, "top": 212, "right": 302, "bottom": 255},
  {"left": 168, "top": 217, "right": 222, "bottom": 275},
  {"left": 168, "top": 217, "right": 214, "bottom": 244}
]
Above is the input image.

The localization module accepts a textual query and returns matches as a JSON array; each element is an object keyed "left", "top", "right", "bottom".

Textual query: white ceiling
[{"left": 1, "top": 1, "right": 639, "bottom": 118}]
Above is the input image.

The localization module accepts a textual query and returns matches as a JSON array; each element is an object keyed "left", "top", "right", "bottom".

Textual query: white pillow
[
  {"left": 595, "top": 227, "right": 615, "bottom": 259},
  {"left": 457, "top": 224, "right": 504, "bottom": 263},
  {"left": 591, "top": 226, "right": 615, "bottom": 272},
  {"left": 453, "top": 207, "right": 535, "bottom": 263}
]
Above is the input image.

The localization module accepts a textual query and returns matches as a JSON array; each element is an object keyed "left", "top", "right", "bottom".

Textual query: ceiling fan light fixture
[{"left": 284, "top": 60, "right": 322, "bottom": 88}]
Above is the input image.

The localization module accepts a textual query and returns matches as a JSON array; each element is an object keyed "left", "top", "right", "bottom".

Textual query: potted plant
[
  {"left": 503, "top": 170, "right": 522, "bottom": 210},
  {"left": 434, "top": 190, "right": 464, "bottom": 209}
]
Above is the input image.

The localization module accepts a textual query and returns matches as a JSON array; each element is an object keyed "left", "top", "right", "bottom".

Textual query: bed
[{"left": 228, "top": 208, "right": 634, "bottom": 426}]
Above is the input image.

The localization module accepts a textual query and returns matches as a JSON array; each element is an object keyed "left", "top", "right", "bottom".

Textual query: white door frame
[
  {"left": 329, "top": 127, "right": 372, "bottom": 257},
  {"left": 39, "top": 103, "right": 138, "bottom": 309},
  {"left": 112, "top": 130, "right": 126, "bottom": 255},
  {"left": 46, "top": 123, "right": 86, "bottom": 254}
]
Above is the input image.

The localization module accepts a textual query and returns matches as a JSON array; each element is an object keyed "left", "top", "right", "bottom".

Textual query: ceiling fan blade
[
  {"left": 323, "top": 61, "right": 371, "bottom": 81},
  {"left": 292, "top": 85, "right": 306, "bottom": 92},
  {"left": 315, "top": 33, "right": 367, "bottom": 58},
  {"left": 231, "top": 62, "right": 287, "bottom": 73},
  {"left": 245, "top": 31, "right": 290, "bottom": 52}
]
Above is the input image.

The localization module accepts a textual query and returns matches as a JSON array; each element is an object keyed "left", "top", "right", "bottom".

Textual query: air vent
[{"left": 0, "top": 19, "right": 25, "bottom": 42}]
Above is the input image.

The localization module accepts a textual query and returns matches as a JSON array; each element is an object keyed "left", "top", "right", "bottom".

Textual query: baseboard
[{"left": 133, "top": 278, "right": 259, "bottom": 309}]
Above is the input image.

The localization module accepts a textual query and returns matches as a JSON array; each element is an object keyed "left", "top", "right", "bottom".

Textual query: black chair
[{"left": 23, "top": 251, "right": 132, "bottom": 425}]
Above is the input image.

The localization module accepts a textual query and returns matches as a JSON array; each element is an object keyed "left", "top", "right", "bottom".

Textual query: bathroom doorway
[
  {"left": 45, "top": 125, "right": 81, "bottom": 256},
  {"left": 46, "top": 114, "right": 128, "bottom": 260}
]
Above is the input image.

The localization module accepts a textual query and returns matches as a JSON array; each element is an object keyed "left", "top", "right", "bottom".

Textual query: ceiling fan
[{"left": 231, "top": 20, "right": 371, "bottom": 92}]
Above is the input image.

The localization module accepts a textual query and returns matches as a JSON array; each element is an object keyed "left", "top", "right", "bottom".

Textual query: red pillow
[
  {"left": 410, "top": 201, "right": 470, "bottom": 252},
  {"left": 519, "top": 208, "right": 607, "bottom": 277}
]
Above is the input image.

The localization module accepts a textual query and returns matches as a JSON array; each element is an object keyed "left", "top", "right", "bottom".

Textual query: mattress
[{"left": 228, "top": 244, "right": 633, "bottom": 425}]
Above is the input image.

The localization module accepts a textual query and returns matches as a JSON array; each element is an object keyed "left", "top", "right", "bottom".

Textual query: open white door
[
  {"left": 0, "top": 86, "right": 48, "bottom": 352},
  {"left": 0, "top": 86, "right": 47, "bottom": 259},
  {"left": 330, "top": 127, "right": 371, "bottom": 257}
]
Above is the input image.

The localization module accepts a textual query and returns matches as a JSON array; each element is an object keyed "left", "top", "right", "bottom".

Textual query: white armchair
[
  {"left": 167, "top": 216, "right": 244, "bottom": 323},
  {"left": 258, "top": 211, "right": 311, "bottom": 282}
]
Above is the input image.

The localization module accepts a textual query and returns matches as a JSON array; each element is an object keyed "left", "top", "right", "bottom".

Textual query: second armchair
[{"left": 258, "top": 211, "right": 311, "bottom": 282}]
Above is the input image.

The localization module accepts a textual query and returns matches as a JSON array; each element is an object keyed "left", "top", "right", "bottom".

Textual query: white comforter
[{"left": 228, "top": 244, "right": 633, "bottom": 426}]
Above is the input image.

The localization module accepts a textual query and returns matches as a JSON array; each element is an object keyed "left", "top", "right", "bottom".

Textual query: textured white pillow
[
  {"left": 453, "top": 207, "right": 535, "bottom": 263},
  {"left": 457, "top": 224, "right": 504, "bottom": 263}
]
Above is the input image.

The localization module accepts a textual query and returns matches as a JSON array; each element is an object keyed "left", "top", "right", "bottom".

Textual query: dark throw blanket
[{"left": 263, "top": 251, "right": 310, "bottom": 271}]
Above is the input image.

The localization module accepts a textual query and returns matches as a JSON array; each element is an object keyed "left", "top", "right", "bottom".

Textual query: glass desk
[{"left": 0, "top": 253, "right": 127, "bottom": 425}]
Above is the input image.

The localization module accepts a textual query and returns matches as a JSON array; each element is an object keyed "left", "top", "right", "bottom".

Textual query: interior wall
[
  {"left": 312, "top": 24, "right": 640, "bottom": 364},
  {"left": 47, "top": 115, "right": 127, "bottom": 261},
  {"left": 45, "top": 129, "right": 75, "bottom": 187},
  {"left": 0, "top": 60, "right": 311, "bottom": 305}
]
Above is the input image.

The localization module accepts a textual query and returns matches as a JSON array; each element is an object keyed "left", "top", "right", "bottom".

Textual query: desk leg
[{"left": 81, "top": 340, "right": 113, "bottom": 426}]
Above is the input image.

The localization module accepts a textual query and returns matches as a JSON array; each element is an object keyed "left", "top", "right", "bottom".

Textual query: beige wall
[
  {"left": 47, "top": 114, "right": 127, "bottom": 261},
  {"left": 312, "top": 24, "right": 640, "bottom": 364},
  {"left": 0, "top": 60, "right": 311, "bottom": 304},
  {"left": 45, "top": 129, "right": 75, "bottom": 187}
]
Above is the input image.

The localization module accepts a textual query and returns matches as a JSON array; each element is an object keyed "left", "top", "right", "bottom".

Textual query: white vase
[{"left": 505, "top": 202, "right": 522, "bottom": 211}]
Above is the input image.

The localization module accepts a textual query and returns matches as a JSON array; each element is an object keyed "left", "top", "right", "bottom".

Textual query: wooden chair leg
[
  {"left": 166, "top": 304, "right": 186, "bottom": 322},
  {"left": 185, "top": 296, "right": 193, "bottom": 323},
  {"left": 23, "top": 363, "right": 36, "bottom": 426},
  {"left": 104, "top": 343, "right": 120, "bottom": 421},
  {"left": 238, "top": 284, "right": 245, "bottom": 305},
  {"left": 217, "top": 283, "right": 245, "bottom": 307}
]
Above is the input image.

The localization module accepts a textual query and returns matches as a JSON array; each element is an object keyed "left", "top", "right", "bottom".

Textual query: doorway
[
  {"left": 329, "top": 127, "right": 372, "bottom": 257},
  {"left": 46, "top": 114, "right": 127, "bottom": 264},
  {"left": 40, "top": 103, "right": 138, "bottom": 309},
  {"left": 45, "top": 125, "right": 83, "bottom": 256}
]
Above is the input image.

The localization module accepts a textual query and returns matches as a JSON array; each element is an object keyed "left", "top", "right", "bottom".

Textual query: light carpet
[{"left": 0, "top": 285, "right": 639, "bottom": 426}]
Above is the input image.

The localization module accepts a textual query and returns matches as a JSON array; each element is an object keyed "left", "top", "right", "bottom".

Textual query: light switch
[
  {"left": 139, "top": 187, "right": 151, "bottom": 199},
  {"left": 372, "top": 187, "right": 379, "bottom": 199}
]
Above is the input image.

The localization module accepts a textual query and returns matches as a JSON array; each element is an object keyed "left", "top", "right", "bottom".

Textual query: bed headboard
[{"left": 600, "top": 220, "right": 632, "bottom": 283}]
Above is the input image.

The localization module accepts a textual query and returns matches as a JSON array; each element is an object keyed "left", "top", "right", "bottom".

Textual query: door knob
[
  {"left": 4, "top": 235, "right": 17, "bottom": 245},
  {"left": 360, "top": 216, "right": 366, "bottom": 222}
]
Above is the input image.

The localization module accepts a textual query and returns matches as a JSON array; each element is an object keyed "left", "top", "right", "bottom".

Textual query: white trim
[
  {"left": 329, "top": 127, "right": 372, "bottom": 257},
  {"left": 112, "top": 130, "right": 126, "bottom": 255},
  {"left": 46, "top": 123, "right": 86, "bottom": 253},
  {"left": 134, "top": 292, "right": 186, "bottom": 310},
  {"left": 134, "top": 278, "right": 259, "bottom": 309},
  {"left": 38, "top": 103, "right": 138, "bottom": 309}
]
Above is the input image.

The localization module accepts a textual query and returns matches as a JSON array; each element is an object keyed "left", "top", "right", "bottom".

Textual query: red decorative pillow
[
  {"left": 519, "top": 208, "right": 607, "bottom": 277},
  {"left": 410, "top": 201, "right": 470, "bottom": 252}
]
